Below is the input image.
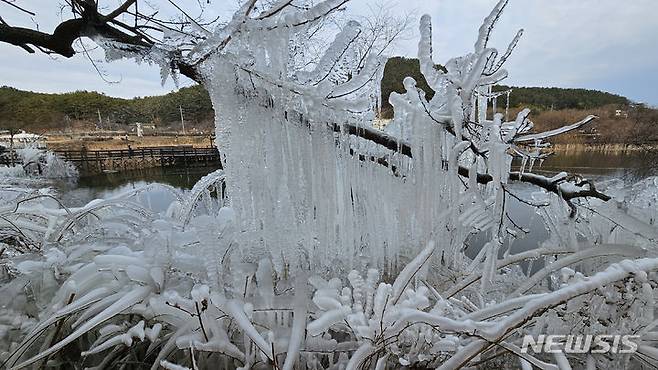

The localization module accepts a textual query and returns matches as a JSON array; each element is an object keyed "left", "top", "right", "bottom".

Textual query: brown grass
[
  {"left": 504, "top": 105, "right": 657, "bottom": 145},
  {"left": 45, "top": 134, "right": 214, "bottom": 151}
]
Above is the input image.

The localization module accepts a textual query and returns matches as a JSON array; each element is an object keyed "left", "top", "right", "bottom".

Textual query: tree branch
[
  {"left": 0, "top": 20, "right": 82, "bottom": 57},
  {"left": 104, "top": 0, "right": 136, "bottom": 20},
  {"left": 0, "top": 7, "right": 202, "bottom": 83},
  {"left": 456, "top": 166, "right": 611, "bottom": 217},
  {"left": 0, "top": 0, "right": 35, "bottom": 16}
]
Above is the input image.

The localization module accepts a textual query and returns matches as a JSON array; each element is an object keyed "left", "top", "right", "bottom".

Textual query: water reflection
[
  {"left": 53, "top": 151, "right": 657, "bottom": 254},
  {"left": 54, "top": 165, "right": 220, "bottom": 208},
  {"left": 520, "top": 149, "right": 658, "bottom": 181},
  {"left": 467, "top": 150, "right": 657, "bottom": 263}
]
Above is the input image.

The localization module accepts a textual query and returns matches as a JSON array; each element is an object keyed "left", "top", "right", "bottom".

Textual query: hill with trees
[
  {"left": 1, "top": 57, "right": 648, "bottom": 144},
  {"left": 492, "top": 85, "right": 630, "bottom": 111},
  {"left": 0, "top": 85, "right": 213, "bottom": 133},
  {"left": 380, "top": 57, "right": 630, "bottom": 116}
]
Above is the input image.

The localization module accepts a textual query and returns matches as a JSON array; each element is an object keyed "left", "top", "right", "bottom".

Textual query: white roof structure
[{"left": 0, "top": 131, "right": 44, "bottom": 148}]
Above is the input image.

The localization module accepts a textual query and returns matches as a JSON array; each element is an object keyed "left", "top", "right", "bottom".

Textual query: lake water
[
  {"left": 477, "top": 149, "right": 657, "bottom": 257},
  {"left": 54, "top": 165, "right": 219, "bottom": 209},
  {"left": 55, "top": 150, "right": 657, "bottom": 204},
  {"left": 51, "top": 150, "right": 657, "bottom": 258},
  {"left": 530, "top": 149, "right": 658, "bottom": 181}
]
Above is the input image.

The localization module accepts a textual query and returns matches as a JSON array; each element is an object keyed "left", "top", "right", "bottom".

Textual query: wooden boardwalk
[{"left": 54, "top": 146, "right": 222, "bottom": 174}]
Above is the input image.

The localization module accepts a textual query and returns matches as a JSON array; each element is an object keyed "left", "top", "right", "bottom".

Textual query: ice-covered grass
[
  {"left": 0, "top": 175, "right": 657, "bottom": 369},
  {"left": 0, "top": 166, "right": 25, "bottom": 178}
]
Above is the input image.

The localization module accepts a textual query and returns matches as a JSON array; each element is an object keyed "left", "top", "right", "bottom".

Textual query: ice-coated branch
[
  {"left": 282, "top": 275, "right": 309, "bottom": 370},
  {"left": 274, "top": 0, "right": 350, "bottom": 28},
  {"left": 487, "top": 28, "right": 524, "bottom": 75},
  {"left": 438, "top": 258, "right": 658, "bottom": 370},
  {"left": 10, "top": 286, "right": 152, "bottom": 369},
  {"left": 298, "top": 20, "right": 362, "bottom": 85},
  {"left": 185, "top": 0, "right": 258, "bottom": 67},
  {"left": 475, "top": 0, "right": 509, "bottom": 53},
  {"left": 510, "top": 244, "right": 646, "bottom": 296},
  {"left": 488, "top": 170, "right": 610, "bottom": 217},
  {"left": 513, "top": 115, "right": 598, "bottom": 143},
  {"left": 256, "top": 0, "right": 294, "bottom": 20},
  {"left": 445, "top": 248, "right": 574, "bottom": 298},
  {"left": 417, "top": 14, "right": 443, "bottom": 87},
  {"left": 331, "top": 117, "right": 610, "bottom": 212},
  {"left": 326, "top": 113, "right": 611, "bottom": 211}
]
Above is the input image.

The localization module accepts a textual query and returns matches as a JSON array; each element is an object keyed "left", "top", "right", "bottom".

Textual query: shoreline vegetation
[
  {"left": 44, "top": 133, "right": 214, "bottom": 151},
  {"left": 552, "top": 143, "right": 658, "bottom": 153}
]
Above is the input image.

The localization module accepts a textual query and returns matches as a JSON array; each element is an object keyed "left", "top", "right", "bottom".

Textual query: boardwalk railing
[
  {"left": 0, "top": 151, "right": 18, "bottom": 166},
  {"left": 53, "top": 146, "right": 221, "bottom": 174}
]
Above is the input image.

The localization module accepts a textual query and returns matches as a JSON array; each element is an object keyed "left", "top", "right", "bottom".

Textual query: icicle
[
  {"left": 480, "top": 239, "right": 501, "bottom": 294},
  {"left": 505, "top": 90, "right": 511, "bottom": 121},
  {"left": 492, "top": 89, "right": 497, "bottom": 117}
]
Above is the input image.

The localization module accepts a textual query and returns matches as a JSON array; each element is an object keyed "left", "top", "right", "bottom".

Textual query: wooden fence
[{"left": 53, "top": 146, "right": 221, "bottom": 174}]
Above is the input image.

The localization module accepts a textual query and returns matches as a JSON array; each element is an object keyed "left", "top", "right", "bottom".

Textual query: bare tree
[{"left": 332, "top": 0, "right": 415, "bottom": 71}]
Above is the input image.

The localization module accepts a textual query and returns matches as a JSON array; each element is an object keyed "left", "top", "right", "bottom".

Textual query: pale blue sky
[{"left": 1, "top": 0, "right": 657, "bottom": 105}]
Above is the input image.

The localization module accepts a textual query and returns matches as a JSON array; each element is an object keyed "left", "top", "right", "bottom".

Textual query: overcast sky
[{"left": 1, "top": 0, "right": 657, "bottom": 105}]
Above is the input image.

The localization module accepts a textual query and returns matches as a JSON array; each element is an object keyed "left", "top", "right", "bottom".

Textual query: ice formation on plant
[
  {"left": 175, "top": 0, "right": 603, "bottom": 277},
  {"left": 1, "top": 179, "right": 657, "bottom": 369},
  {"left": 3, "top": 145, "right": 78, "bottom": 179}
]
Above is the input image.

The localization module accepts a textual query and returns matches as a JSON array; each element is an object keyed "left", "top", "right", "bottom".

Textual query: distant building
[
  {"left": 614, "top": 109, "right": 628, "bottom": 118},
  {"left": 0, "top": 130, "right": 45, "bottom": 148}
]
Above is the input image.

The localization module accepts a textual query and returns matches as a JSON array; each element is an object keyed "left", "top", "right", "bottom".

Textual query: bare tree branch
[
  {"left": 0, "top": 0, "right": 35, "bottom": 16},
  {"left": 105, "top": 0, "right": 136, "bottom": 19},
  {"left": 0, "top": 1, "right": 203, "bottom": 82}
]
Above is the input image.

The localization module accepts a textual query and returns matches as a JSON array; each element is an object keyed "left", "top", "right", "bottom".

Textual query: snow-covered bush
[
  {"left": 0, "top": 166, "right": 25, "bottom": 178},
  {"left": 40, "top": 152, "right": 79, "bottom": 179},
  {"left": 4, "top": 145, "right": 78, "bottom": 179}
]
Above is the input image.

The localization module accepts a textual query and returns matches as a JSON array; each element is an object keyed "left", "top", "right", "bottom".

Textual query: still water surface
[
  {"left": 481, "top": 150, "right": 656, "bottom": 255},
  {"left": 55, "top": 165, "right": 218, "bottom": 208},
  {"left": 56, "top": 150, "right": 657, "bottom": 205},
  {"left": 52, "top": 150, "right": 656, "bottom": 256},
  {"left": 531, "top": 149, "right": 658, "bottom": 181}
]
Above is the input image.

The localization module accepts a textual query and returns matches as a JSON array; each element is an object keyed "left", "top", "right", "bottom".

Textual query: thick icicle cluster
[
  {"left": 197, "top": 0, "right": 514, "bottom": 274},
  {"left": 189, "top": 0, "right": 602, "bottom": 278},
  {"left": 86, "top": 0, "right": 605, "bottom": 276}
]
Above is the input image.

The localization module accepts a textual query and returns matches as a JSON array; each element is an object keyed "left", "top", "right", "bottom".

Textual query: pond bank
[{"left": 552, "top": 143, "right": 658, "bottom": 153}]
